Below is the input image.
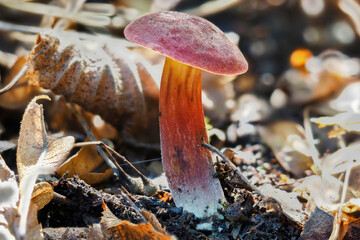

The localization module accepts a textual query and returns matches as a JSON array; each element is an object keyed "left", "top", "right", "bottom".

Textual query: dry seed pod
[{"left": 25, "top": 33, "right": 159, "bottom": 145}]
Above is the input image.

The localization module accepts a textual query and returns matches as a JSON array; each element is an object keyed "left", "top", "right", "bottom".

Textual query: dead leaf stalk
[{"left": 0, "top": 65, "right": 28, "bottom": 95}]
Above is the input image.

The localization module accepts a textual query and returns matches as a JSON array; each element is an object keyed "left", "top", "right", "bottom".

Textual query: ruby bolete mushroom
[{"left": 125, "top": 11, "right": 248, "bottom": 218}]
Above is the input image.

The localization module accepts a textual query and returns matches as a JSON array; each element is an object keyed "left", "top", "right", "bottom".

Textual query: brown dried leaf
[
  {"left": 0, "top": 56, "right": 40, "bottom": 109},
  {"left": 0, "top": 155, "right": 16, "bottom": 182},
  {"left": 31, "top": 182, "right": 53, "bottom": 211},
  {"left": 100, "top": 204, "right": 176, "bottom": 240},
  {"left": 25, "top": 33, "right": 159, "bottom": 146},
  {"left": 258, "top": 121, "right": 313, "bottom": 178},
  {"left": 56, "top": 145, "right": 113, "bottom": 185},
  {"left": 17, "top": 95, "right": 75, "bottom": 180}
]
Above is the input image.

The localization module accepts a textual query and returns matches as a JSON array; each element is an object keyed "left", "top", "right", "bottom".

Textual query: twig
[
  {"left": 201, "top": 142, "right": 264, "bottom": 197},
  {"left": 52, "top": 192, "right": 75, "bottom": 208},
  {"left": 101, "top": 144, "right": 158, "bottom": 196},
  {"left": 117, "top": 188, "right": 147, "bottom": 223},
  {"left": 0, "top": 50, "right": 17, "bottom": 68},
  {"left": 69, "top": 104, "right": 120, "bottom": 178},
  {"left": 0, "top": 65, "right": 28, "bottom": 95},
  {"left": 101, "top": 144, "right": 153, "bottom": 185},
  {"left": 70, "top": 109, "right": 157, "bottom": 196}
]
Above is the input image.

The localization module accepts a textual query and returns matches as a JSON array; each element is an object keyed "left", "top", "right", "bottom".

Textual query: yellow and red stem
[{"left": 159, "top": 57, "right": 224, "bottom": 218}]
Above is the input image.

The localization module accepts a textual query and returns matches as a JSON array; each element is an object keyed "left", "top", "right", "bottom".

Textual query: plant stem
[{"left": 159, "top": 57, "right": 224, "bottom": 218}]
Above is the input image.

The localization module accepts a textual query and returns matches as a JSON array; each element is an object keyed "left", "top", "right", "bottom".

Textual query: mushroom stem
[{"left": 159, "top": 57, "right": 225, "bottom": 218}]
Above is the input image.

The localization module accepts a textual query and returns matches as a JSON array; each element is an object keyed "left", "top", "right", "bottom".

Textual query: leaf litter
[{"left": 1, "top": 1, "right": 360, "bottom": 239}]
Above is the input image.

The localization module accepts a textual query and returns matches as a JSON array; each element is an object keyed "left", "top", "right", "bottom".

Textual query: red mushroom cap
[{"left": 124, "top": 11, "right": 248, "bottom": 75}]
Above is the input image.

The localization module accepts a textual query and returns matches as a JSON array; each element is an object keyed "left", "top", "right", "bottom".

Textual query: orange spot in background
[{"left": 290, "top": 48, "right": 313, "bottom": 69}]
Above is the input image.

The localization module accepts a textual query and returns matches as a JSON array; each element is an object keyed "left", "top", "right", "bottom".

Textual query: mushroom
[{"left": 124, "top": 11, "right": 247, "bottom": 218}]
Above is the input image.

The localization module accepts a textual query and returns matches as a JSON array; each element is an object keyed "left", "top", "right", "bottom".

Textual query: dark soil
[{"left": 39, "top": 159, "right": 301, "bottom": 240}]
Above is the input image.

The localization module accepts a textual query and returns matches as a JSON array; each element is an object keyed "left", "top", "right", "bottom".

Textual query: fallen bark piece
[{"left": 299, "top": 207, "right": 334, "bottom": 240}]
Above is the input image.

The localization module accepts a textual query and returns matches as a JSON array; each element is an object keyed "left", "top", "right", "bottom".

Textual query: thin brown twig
[
  {"left": 69, "top": 104, "right": 120, "bottom": 177},
  {"left": 0, "top": 65, "right": 28, "bottom": 95},
  {"left": 201, "top": 142, "right": 264, "bottom": 197},
  {"left": 116, "top": 188, "right": 147, "bottom": 223},
  {"left": 101, "top": 143, "right": 153, "bottom": 186},
  {"left": 202, "top": 142, "right": 304, "bottom": 227}
]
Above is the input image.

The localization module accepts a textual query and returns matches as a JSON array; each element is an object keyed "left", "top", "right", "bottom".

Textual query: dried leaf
[
  {"left": 0, "top": 155, "right": 16, "bottom": 182},
  {"left": 31, "top": 182, "right": 53, "bottom": 211},
  {"left": 17, "top": 95, "right": 75, "bottom": 180},
  {"left": 330, "top": 82, "right": 360, "bottom": 113},
  {"left": 16, "top": 95, "right": 74, "bottom": 238},
  {"left": 294, "top": 175, "right": 342, "bottom": 211},
  {"left": 25, "top": 32, "right": 159, "bottom": 145},
  {"left": 311, "top": 112, "right": 360, "bottom": 136},
  {"left": 258, "top": 121, "right": 313, "bottom": 177},
  {"left": 56, "top": 145, "right": 113, "bottom": 185},
  {"left": 100, "top": 204, "right": 176, "bottom": 240},
  {"left": 258, "top": 184, "right": 307, "bottom": 224},
  {"left": 0, "top": 157, "right": 18, "bottom": 240}
]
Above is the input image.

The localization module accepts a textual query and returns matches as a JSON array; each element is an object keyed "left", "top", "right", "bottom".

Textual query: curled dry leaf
[
  {"left": 258, "top": 121, "right": 313, "bottom": 178},
  {"left": 56, "top": 145, "right": 113, "bottom": 185},
  {"left": 25, "top": 32, "right": 159, "bottom": 145},
  {"left": 31, "top": 182, "right": 54, "bottom": 211},
  {"left": 100, "top": 204, "right": 176, "bottom": 240}
]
